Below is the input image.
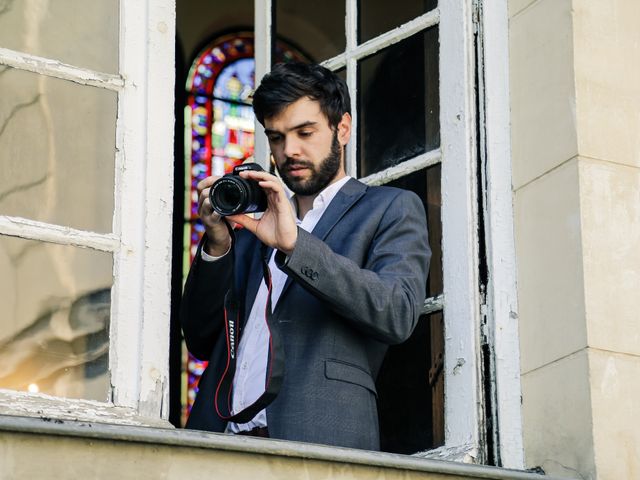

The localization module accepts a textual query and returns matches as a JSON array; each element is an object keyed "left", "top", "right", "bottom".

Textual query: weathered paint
[
  {"left": 253, "top": 0, "right": 272, "bottom": 169},
  {"left": 0, "top": 216, "right": 119, "bottom": 252},
  {"left": 478, "top": 0, "right": 524, "bottom": 469},
  {"left": 440, "top": 0, "right": 483, "bottom": 455},
  {"left": 361, "top": 149, "right": 441, "bottom": 187},
  {"left": 0, "top": 47, "right": 124, "bottom": 91},
  {"left": 138, "top": 0, "right": 176, "bottom": 419},
  {"left": 110, "top": 0, "right": 175, "bottom": 419},
  {"left": 0, "top": 416, "right": 563, "bottom": 480},
  {"left": 422, "top": 293, "right": 445, "bottom": 316},
  {"left": 0, "top": 390, "right": 168, "bottom": 427}
]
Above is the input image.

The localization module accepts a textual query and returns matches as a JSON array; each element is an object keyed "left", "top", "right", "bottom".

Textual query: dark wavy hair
[{"left": 252, "top": 62, "right": 351, "bottom": 128}]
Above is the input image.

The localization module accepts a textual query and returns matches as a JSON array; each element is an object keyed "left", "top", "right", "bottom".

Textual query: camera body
[{"left": 209, "top": 163, "right": 268, "bottom": 216}]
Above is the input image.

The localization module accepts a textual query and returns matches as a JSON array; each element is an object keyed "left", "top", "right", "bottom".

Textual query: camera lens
[
  {"left": 209, "top": 168, "right": 267, "bottom": 216},
  {"left": 210, "top": 179, "right": 248, "bottom": 216}
]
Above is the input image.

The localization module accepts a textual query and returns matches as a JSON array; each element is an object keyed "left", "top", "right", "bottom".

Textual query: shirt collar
[{"left": 289, "top": 175, "right": 352, "bottom": 221}]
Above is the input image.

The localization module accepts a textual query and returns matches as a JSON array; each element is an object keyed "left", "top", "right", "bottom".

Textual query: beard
[{"left": 276, "top": 130, "right": 342, "bottom": 196}]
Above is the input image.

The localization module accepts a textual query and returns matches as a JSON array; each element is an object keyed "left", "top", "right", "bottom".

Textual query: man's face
[{"left": 264, "top": 97, "right": 350, "bottom": 196}]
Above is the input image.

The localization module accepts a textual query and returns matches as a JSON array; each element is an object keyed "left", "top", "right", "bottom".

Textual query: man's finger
[
  {"left": 197, "top": 175, "right": 219, "bottom": 195},
  {"left": 228, "top": 213, "right": 258, "bottom": 234}
]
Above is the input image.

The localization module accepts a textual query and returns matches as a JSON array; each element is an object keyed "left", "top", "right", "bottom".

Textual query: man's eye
[
  {"left": 267, "top": 135, "right": 282, "bottom": 143},
  {"left": 299, "top": 131, "right": 312, "bottom": 137}
]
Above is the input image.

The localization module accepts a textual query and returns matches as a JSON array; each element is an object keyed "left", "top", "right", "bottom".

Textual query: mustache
[{"left": 283, "top": 158, "right": 314, "bottom": 170}]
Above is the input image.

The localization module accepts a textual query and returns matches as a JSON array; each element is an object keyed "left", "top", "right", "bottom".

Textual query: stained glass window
[{"left": 183, "top": 32, "right": 308, "bottom": 423}]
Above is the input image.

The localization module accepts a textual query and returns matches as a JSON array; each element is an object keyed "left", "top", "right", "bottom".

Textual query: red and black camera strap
[{"left": 213, "top": 221, "right": 285, "bottom": 424}]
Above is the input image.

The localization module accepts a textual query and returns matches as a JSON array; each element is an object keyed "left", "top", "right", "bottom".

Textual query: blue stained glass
[{"left": 213, "top": 58, "right": 255, "bottom": 102}]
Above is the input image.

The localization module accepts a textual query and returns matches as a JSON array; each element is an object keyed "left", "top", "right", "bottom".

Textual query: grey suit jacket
[{"left": 181, "top": 178, "right": 431, "bottom": 450}]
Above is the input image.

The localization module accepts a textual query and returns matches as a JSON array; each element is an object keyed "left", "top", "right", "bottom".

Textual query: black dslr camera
[{"left": 209, "top": 163, "right": 268, "bottom": 216}]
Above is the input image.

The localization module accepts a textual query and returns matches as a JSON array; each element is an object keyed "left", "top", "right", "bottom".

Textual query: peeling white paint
[
  {"left": 422, "top": 293, "right": 445, "bottom": 316},
  {"left": 415, "top": 442, "right": 478, "bottom": 464},
  {"left": 107, "top": 0, "right": 175, "bottom": 419},
  {"left": 480, "top": 0, "right": 525, "bottom": 467},
  {"left": 453, "top": 358, "right": 467, "bottom": 375},
  {"left": 361, "top": 149, "right": 442, "bottom": 187},
  {"left": 0, "top": 390, "right": 169, "bottom": 428},
  {"left": 0, "top": 215, "right": 119, "bottom": 252},
  {"left": 440, "top": 0, "right": 482, "bottom": 455}
]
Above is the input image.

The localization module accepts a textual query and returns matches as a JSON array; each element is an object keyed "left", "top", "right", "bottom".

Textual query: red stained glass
[{"left": 182, "top": 33, "right": 309, "bottom": 424}]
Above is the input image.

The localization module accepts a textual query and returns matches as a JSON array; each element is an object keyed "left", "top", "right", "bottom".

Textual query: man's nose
[{"left": 283, "top": 136, "right": 302, "bottom": 159}]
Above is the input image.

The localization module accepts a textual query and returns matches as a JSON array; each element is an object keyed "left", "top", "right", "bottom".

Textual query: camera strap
[{"left": 214, "top": 221, "right": 285, "bottom": 424}]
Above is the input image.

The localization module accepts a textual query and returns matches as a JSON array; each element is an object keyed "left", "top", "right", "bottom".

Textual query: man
[{"left": 181, "top": 62, "right": 430, "bottom": 450}]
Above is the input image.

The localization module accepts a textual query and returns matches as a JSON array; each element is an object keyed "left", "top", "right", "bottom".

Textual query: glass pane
[
  {"left": 0, "top": 0, "right": 119, "bottom": 73},
  {"left": 275, "top": 0, "right": 345, "bottom": 62},
  {"left": 0, "top": 67, "right": 117, "bottom": 233},
  {"left": 376, "top": 311, "right": 444, "bottom": 453},
  {"left": 359, "top": 0, "right": 437, "bottom": 44},
  {"left": 357, "top": 27, "right": 439, "bottom": 177},
  {"left": 0, "top": 236, "right": 112, "bottom": 402},
  {"left": 386, "top": 164, "right": 442, "bottom": 298}
]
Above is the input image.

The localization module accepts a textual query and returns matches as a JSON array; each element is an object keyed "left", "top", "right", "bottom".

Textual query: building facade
[{"left": 0, "top": 1, "right": 637, "bottom": 479}]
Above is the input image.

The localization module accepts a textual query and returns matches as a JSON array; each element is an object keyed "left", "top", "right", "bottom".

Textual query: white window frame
[
  {"left": 255, "top": 0, "right": 523, "bottom": 466},
  {"left": 476, "top": 0, "right": 524, "bottom": 468},
  {"left": 0, "top": 0, "right": 176, "bottom": 425}
]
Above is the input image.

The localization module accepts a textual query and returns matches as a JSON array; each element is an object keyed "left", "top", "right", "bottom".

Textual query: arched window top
[{"left": 186, "top": 33, "right": 254, "bottom": 97}]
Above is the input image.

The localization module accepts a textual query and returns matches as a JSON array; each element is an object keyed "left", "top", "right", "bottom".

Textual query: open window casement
[{"left": 0, "top": 0, "right": 175, "bottom": 425}]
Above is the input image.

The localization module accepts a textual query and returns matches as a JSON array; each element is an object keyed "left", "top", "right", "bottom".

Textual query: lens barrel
[{"left": 209, "top": 175, "right": 267, "bottom": 216}]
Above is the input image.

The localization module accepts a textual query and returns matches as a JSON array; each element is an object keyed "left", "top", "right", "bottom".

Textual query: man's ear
[{"left": 337, "top": 112, "right": 352, "bottom": 146}]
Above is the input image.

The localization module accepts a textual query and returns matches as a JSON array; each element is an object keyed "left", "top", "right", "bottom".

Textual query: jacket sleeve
[
  {"left": 180, "top": 237, "right": 233, "bottom": 360},
  {"left": 275, "top": 190, "right": 431, "bottom": 345}
]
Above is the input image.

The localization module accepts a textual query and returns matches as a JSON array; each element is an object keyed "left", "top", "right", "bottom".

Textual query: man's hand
[
  {"left": 227, "top": 170, "right": 298, "bottom": 255},
  {"left": 197, "top": 176, "right": 232, "bottom": 256}
]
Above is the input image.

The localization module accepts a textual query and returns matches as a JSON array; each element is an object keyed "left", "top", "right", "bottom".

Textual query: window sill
[
  {"left": 0, "top": 414, "right": 559, "bottom": 480},
  {"left": 0, "top": 389, "right": 170, "bottom": 429}
]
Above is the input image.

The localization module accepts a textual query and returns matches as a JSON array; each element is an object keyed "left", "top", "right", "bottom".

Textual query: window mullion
[
  {"left": 111, "top": 0, "right": 175, "bottom": 420},
  {"left": 360, "top": 148, "right": 441, "bottom": 186},
  {"left": 136, "top": 0, "right": 176, "bottom": 419},
  {"left": 254, "top": 0, "right": 273, "bottom": 170},
  {"left": 322, "top": 9, "right": 439, "bottom": 72},
  {"left": 0, "top": 216, "right": 119, "bottom": 252},
  {"left": 345, "top": 0, "right": 358, "bottom": 177},
  {"left": 110, "top": 0, "right": 153, "bottom": 412},
  {"left": 0, "top": 46, "right": 123, "bottom": 90}
]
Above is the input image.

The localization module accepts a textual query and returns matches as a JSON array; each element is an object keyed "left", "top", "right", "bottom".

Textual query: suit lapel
[
  {"left": 310, "top": 178, "right": 367, "bottom": 241},
  {"left": 276, "top": 178, "right": 368, "bottom": 306}
]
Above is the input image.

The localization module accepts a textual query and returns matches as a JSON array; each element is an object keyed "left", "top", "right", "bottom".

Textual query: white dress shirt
[{"left": 201, "top": 176, "right": 351, "bottom": 433}]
